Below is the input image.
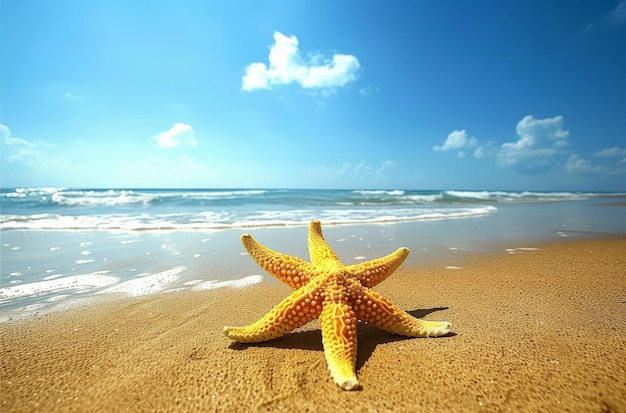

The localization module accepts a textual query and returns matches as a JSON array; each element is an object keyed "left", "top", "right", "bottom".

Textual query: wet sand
[{"left": 1, "top": 238, "right": 625, "bottom": 412}]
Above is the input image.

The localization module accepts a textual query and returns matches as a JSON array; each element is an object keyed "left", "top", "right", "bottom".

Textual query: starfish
[{"left": 223, "top": 220, "right": 452, "bottom": 390}]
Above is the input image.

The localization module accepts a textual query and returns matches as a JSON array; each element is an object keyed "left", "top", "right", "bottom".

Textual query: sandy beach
[{"left": 1, "top": 237, "right": 625, "bottom": 412}]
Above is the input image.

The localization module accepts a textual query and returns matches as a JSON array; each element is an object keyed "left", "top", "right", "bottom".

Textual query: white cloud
[
  {"left": 473, "top": 142, "right": 498, "bottom": 159},
  {"left": 1, "top": 124, "right": 66, "bottom": 174},
  {"left": 2, "top": 124, "right": 37, "bottom": 148},
  {"left": 1, "top": 124, "right": 50, "bottom": 161},
  {"left": 151, "top": 123, "right": 197, "bottom": 148},
  {"left": 472, "top": 147, "right": 486, "bottom": 158},
  {"left": 432, "top": 116, "right": 571, "bottom": 171},
  {"left": 432, "top": 115, "right": 625, "bottom": 177},
  {"left": 340, "top": 160, "right": 371, "bottom": 176},
  {"left": 242, "top": 31, "right": 360, "bottom": 92},
  {"left": 375, "top": 160, "right": 397, "bottom": 177},
  {"left": 315, "top": 160, "right": 397, "bottom": 182},
  {"left": 565, "top": 154, "right": 608, "bottom": 174},
  {"left": 593, "top": 146, "right": 626, "bottom": 169},
  {"left": 3, "top": 137, "right": 37, "bottom": 147},
  {"left": 433, "top": 129, "right": 478, "bottom": 155},
  {"left": 358, "top": 85, "right": 378, "bottom": 96},
  {"left": 496, "top": 115, "right": 570, "bottom": 172},
  {"left": 594, "top": 146, "right": 626, "bottom": 157}
]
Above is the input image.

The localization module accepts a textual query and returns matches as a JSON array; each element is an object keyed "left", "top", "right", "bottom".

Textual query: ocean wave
[
  {"left": 181, "top": 189, "right": 267, "bottom": 198},
  {"left": 443, "top": 190, "right": 599, "bottom": 203},
  {"left": 351, "top": 189, "right": 406, "bottom": 196},
  {"left": 53, "top": 191, "right": 161, "bottom": 207},
  {"left": 0, "top": 205, "right": 498, "bottom": 231},
  {"left": 338, "top": 195, "right": 443, "bottom": 206},
  {"left": 2, "top": 188, "right": 620, "bottom": 211},
  {"left": 2, "top": 188, "right": 622, "bottom": 233},
  {"left": 0, "top": 188, "right": 274, "bottom": 209}
]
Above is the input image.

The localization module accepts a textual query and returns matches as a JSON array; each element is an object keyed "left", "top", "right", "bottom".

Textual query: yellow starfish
[{"left": 223, "top": 220, "right": 452, "bottom": 390}]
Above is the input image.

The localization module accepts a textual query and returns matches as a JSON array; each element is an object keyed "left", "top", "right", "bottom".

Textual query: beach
[{"left": 2, "top": 237, "right": 625, "bottom": 412}]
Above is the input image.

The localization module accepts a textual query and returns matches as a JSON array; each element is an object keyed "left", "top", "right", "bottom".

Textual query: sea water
[{"left": 1, "top": 187, "right": 625, "bottom": 320}]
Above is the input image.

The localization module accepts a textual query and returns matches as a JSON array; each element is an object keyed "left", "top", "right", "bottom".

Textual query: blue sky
[{"left": 2, "top": 1, "right": 625, "bottom": 191}]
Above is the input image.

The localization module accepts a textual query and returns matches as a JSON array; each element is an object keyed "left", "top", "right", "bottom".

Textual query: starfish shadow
[
  {"left": 228, "top": 329, "right": 324, "bottom": 352},
  {"left": 406, "top": 307, "right": 450, "bottom": 319},
  {"left": 228, "top": 307, "right": 455, "bottom": 373},
  {"left": 355, "top": 307, "right": 456, "bottom": 371}
]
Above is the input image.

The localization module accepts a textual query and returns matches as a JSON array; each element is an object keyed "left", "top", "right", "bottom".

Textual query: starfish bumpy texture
[{"left": 223, "top": 220, "right": 452, "bottom": 390}]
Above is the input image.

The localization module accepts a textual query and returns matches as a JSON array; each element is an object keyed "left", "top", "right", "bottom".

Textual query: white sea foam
[
  {"left": 0, "top": 274, "right": 119, "bottom": 299},
  {"left": 96, "top": 265, "right": 187, "bottom": 297},
  {"left": 0, "top": 204, "right": 500, "bottom": 231},
  {"left": 444, "top": 190, "right": 596, "bottom": 203},
  {"left": 182, "top": 189, "right": 267, "bottom": 198},
  {"left": 1, "top": 188, "right": 271, "bottom": 210},
  {"left": 192, "top": 275, "right": 263, "bottom": 291},
  {"left": 352, "top": 189, "right": 406, "bottom": 196},
  {"left": 403, "top": 194, "right": 442, "bottom": 203},
  {"left": 51, "top": 190, "right": 158, "bottom": 207}
]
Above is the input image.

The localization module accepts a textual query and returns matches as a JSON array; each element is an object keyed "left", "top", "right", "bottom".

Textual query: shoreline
[
  {"left": 2, "top": 236, "right": 625, "bottom": 412},
  {"left": 1, "top": 222, "right": 624, "bottom": 322},
  {"left": 3, "top": 199, "right": 626, "bottom": 316}
]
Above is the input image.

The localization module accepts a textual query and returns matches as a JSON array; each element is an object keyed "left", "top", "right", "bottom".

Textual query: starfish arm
[
  {"left": 241, "top": 233, "right": 315, "bottom": 289},
  {"left": 308, "top": 220, "right": 344, "bottom": 271},
  {"left": 223, "top": 284, "right": 323, "bottom": 343},
  {"left": 320, "top": 301, "right": 360, "bottom": 391},
  {"left": 345, "top": 247, "right": 410, "bottom": 288},
  {"left": 355, "top": 288, "right": 452, "bottom": 337}
]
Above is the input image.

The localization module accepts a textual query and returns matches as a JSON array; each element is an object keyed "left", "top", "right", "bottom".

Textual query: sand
[{"left": 1, "top": 238, "right": 625, "bottom": 412}]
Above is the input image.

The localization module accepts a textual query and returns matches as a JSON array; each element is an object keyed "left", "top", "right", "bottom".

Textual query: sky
[{"left": 1, "top": 1, "right": 625, "bottom": 191}]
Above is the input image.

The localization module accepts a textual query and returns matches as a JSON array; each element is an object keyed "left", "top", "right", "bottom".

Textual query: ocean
[{"left": 1, "top": 187, "right": 625, "bottom": 321}]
